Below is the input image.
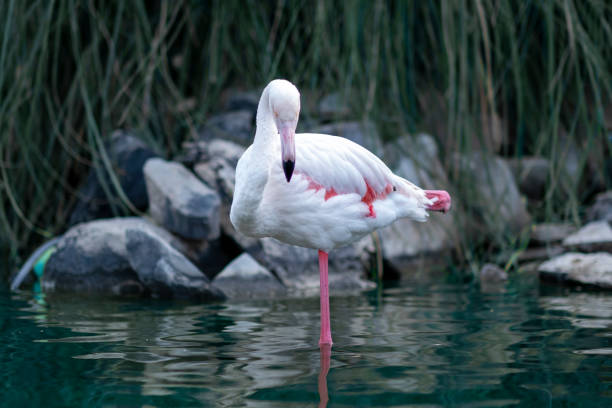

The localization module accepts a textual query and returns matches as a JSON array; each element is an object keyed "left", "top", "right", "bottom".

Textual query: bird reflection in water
[{"left": 318, "top": 344, "right": 331, "bottom": 408}]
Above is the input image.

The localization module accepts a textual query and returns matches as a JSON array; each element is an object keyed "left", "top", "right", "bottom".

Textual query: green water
[{"left": 1, "top": 275, "right": 612, "bottom": 407}]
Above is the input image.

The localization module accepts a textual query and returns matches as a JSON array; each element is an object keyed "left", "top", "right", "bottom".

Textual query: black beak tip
[{"left": 283, "top": 160, "right": 295, "bottom": 182}]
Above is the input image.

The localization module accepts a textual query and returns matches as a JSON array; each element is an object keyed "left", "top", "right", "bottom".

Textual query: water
[{"left": 1, "top": 275, "right": 612, "bottom": 407}]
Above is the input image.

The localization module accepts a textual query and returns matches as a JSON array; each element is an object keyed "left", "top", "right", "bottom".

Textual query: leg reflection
[{"left": 318, "top": 344, "right": 331, "bottom": 408}]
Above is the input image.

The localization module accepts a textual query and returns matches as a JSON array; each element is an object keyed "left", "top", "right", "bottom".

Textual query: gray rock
[
  {"left": 479, "top": 263, "right": 508, "bottom": 283},
  {"left": 144, "top": 158, "right": 221, "bottom": 240},
  {"left": 69, "top": 130, "right": 158, "bottom": 225},
  {"left": 222, "top": 89, "right": 259, "bottom": 113},
  {"left": 192, "top": 139, "right": 259, "bottom": 250},
  {"left": 251, "top": 238, "right": 376, "bottom": 294},
  {"left": 317, "top": 92, "right": 350, "bottom": 120},
  {"left": 126, "top": 229, "right": 225, "bottom": 301},
  {"left": 530, "top": 223, "right": 576, "bottom": 246},
  {"left": 193, "top": 140, "right": 375, "bottom": 293},
  {"left": 563, "top": 221, "right": 612, "bottom": 253},
  {"left": 378, "top": 134, "right": 455, "bottom": 273},
  {"left": 453, "top": 152, "right": 531, "bottom": 235},
  {"left": 507, "top": 157, "right": 550, "bottom": 200},
  {"left": 44, "top": 218, "right": 183, "bottom": 297},
  {"left": 518, "top": 245, "right": 565, "bottom": 263},
  {"left": 587, "top": 191, "right": 612, "bottom": 223},
  {"left": 198, "top": 110, "right": 254, "bottom": 146},
  {"left": 212, "top": 253, "right": 285, "bottom": 299},
  {"left": 539, "top": 252, "right": 612, "bottom": 289},
  {"left": 312, "top": 121, "right": 383, "bottom": 155}
]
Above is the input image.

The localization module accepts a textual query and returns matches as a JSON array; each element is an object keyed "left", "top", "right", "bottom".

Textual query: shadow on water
[{"left": 1, "top": 273, "right": 612, "bottom": 407}]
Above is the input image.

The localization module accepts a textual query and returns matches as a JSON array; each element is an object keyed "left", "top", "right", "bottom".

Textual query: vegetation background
[{"left": 1, "top": 0, "right": 610, "bottom": 270}]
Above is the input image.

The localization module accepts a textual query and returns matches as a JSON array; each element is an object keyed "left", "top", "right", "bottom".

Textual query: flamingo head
[{"left": 268, "top": 79, "right": 300, "bottom": 182}]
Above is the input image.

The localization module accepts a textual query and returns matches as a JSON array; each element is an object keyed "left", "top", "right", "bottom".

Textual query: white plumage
[{"left": 229, "top": 79, "right": 451, "bottom": 346}]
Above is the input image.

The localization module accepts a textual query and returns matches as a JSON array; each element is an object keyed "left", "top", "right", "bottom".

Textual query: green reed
[{"left": 1, "top": 0, "right": 610, "bottom": 269}]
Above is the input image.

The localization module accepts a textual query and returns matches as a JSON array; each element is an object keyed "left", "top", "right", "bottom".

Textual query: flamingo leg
[{"left": 318, "top": 250, "right": 333, "bottom": 346}]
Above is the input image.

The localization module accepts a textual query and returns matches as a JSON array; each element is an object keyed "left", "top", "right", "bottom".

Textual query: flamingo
[{"left": 230, "top": 79, "right": 451, "bottom": 347}]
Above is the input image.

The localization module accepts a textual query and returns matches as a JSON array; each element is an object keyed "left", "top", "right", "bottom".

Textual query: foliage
[{"left": 1, "top": 0, "right": 610, "bottom": 264}]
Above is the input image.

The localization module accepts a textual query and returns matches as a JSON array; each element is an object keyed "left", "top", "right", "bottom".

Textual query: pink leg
[{"left": 318, "top": 250, "right": 333, "bottom": 346}]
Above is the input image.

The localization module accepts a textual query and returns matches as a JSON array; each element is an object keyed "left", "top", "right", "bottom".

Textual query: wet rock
[
  {"left": 479, "top": 263, "right": 508, "bottom": 283},
  {"left": 126, "top": 229, "right": 225, "bottom": 301},
  {"left": 587, "top": 191, "right": 612, "bottom": 223},
  {"left": 44, "top": 218, "right": 184, "bottom": 297},
  {"left": 222, "top": 89, "right": 259, "bottom": 113},
  {"left": 530, "top": 223, "right": 576, "bottom": 246},
  {"left": 563, "top": 221, "right": 612, "bottom": 253},
  {"left": 144, "top": 158, "right": 221, "bottom": 240},
  {"left": 453, "top": 152, "right": 530, "bottom": 235},
  {"left": 212, "top": 253, "right": 285, "bottom": 299},
  {"left": 539, "top": 252, "right": 612, "bottom": 289},
  {"left": 317, "top": 92, "right": 350, "bottom": 120},
  {"left": 507, "top": 157, "right": 550, "bottom": 200},
  {"left": 198, "top": 110, "right": 254, "bottom": 146},
  {"left": 69, "top": 130, "right": 158, "bottom": 225},
  {"left": 312, "top": 121, "right": 383, "bottom": 155}
]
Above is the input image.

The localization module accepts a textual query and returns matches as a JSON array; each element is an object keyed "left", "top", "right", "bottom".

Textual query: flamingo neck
[{"left": 254, "top": 85, "right": 278, "bottom": 153}]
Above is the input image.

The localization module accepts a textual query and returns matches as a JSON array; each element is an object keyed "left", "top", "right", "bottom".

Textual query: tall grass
[{"left": 1, "top": 0, "right": 611, "bottom": 266}]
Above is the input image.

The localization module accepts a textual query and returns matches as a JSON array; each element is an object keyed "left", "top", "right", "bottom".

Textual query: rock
[
  {"left": 212, "top": 253, "right": 285, "bottom": 299},
  {"left": 530, "top": 223, "right": 576, "bottom": 246},
  {"left": 43, "top": 218, "right": 189, "bottom": 297},
  {"left": 479, "top": 263, "right": 508, "bottom": 282},
  {"left": 69, "top": 130, "right": 158, "bottom": 225},
  {"left": 563, "top": 221, "right": 612, "bottom": 253},
  {"left": 222, "top": 89, "right": 259, "bottom": 113},
  {"left": 453, "top": 152, "right": 531, "bottom": 236},
  {"left": 378, "top": 134, "right": 455, "bottom": 273},
  {"left": 250, "top": 238, "right": 376, "bottom": 294},
  {"left": 312, "top": 121, "right": 383, "bottom": 156},
  {"left": 198, "top": 110, "right": 254, "bottom": 146},
  {"left": 144, "top": 158, "right": 221, "bottom": 240},
  {"left": 126, "top": 229, "right": 225, "bottom": 301},
  {"left": 539, "top": 252, "right": 612, "bottom": 289},
  {"left": 517, "top": 245, "right": 565, "bottom": 263},
  {"left": 587, "top": 191, "right": 612, "bottom": 223},
  {"left": 506, "top": 157, "right": 550, "bottom": 200},
  {"left": 317, "top": 92, "right": 350, "bottom": 120},
  {"left": 193, "top": 140, "right": 375, "bottom": 293}
]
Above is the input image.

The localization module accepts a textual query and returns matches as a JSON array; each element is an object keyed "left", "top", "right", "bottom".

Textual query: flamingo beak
[{"left": 279, "top": 123, "right": 295, "bottom": 182}]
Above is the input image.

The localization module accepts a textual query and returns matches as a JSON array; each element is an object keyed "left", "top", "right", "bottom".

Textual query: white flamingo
[{"left": 230, "top": 79, "right": 451, "bottom": 347}]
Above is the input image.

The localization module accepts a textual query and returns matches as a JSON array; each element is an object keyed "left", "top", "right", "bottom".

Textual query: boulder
[
  {"left": 317, "top": 92, "right": 350, "bottom": 120},
  {"left": 43, "top": 217, "right": 222, "bottom": 299},
  {"left": 198, "top": 110, "right": 254, "bottom": 146},
  {"left": 378, "top": 134, "right": 455, "bottom": 273},
  {"left": 126, "top": 229, "right": 225, "bottom": 300},
  {"left": 539, "top": 252, "right": 612, "bottom": 289},
  {"left": 144, "top": 158, "right": 221, "bottom": 240},
  {"left": 517, "top": 245, "right": 565, "bottom": 263},
  {"left": 212, "top": 253, "right": 285, "bottom": 299},
  {"left": 587, "top": 191, "right": 612, "bottom": 223},
  {"left": 530, "top": 223, "right": 576, "bottom": 246},
  {"left": 563, "top": 221, "right": 612, "bottom": 253},
  {"left": 250, "top": 238, "right": 376, "bottom": 294},
  {"left": 479, "top": 263, "right": 508, "bottom": 283},
  {"left": 506, "top": 157, "right": 550, "bottom": 200},
  {"left": 312, "top": 121, "right": 383, "bottom": 155},
  {"left": 193, "top": 140, "right": 376, "bottom": 293},
  {"left": 452, "top": 152, "right": 530, "bottom": 236},
  {"left": 222, "top": 89, "right": 259, "bottom": 113},
  {"left": 69, "top": 130, "right": 158, "bottom": 225}
]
